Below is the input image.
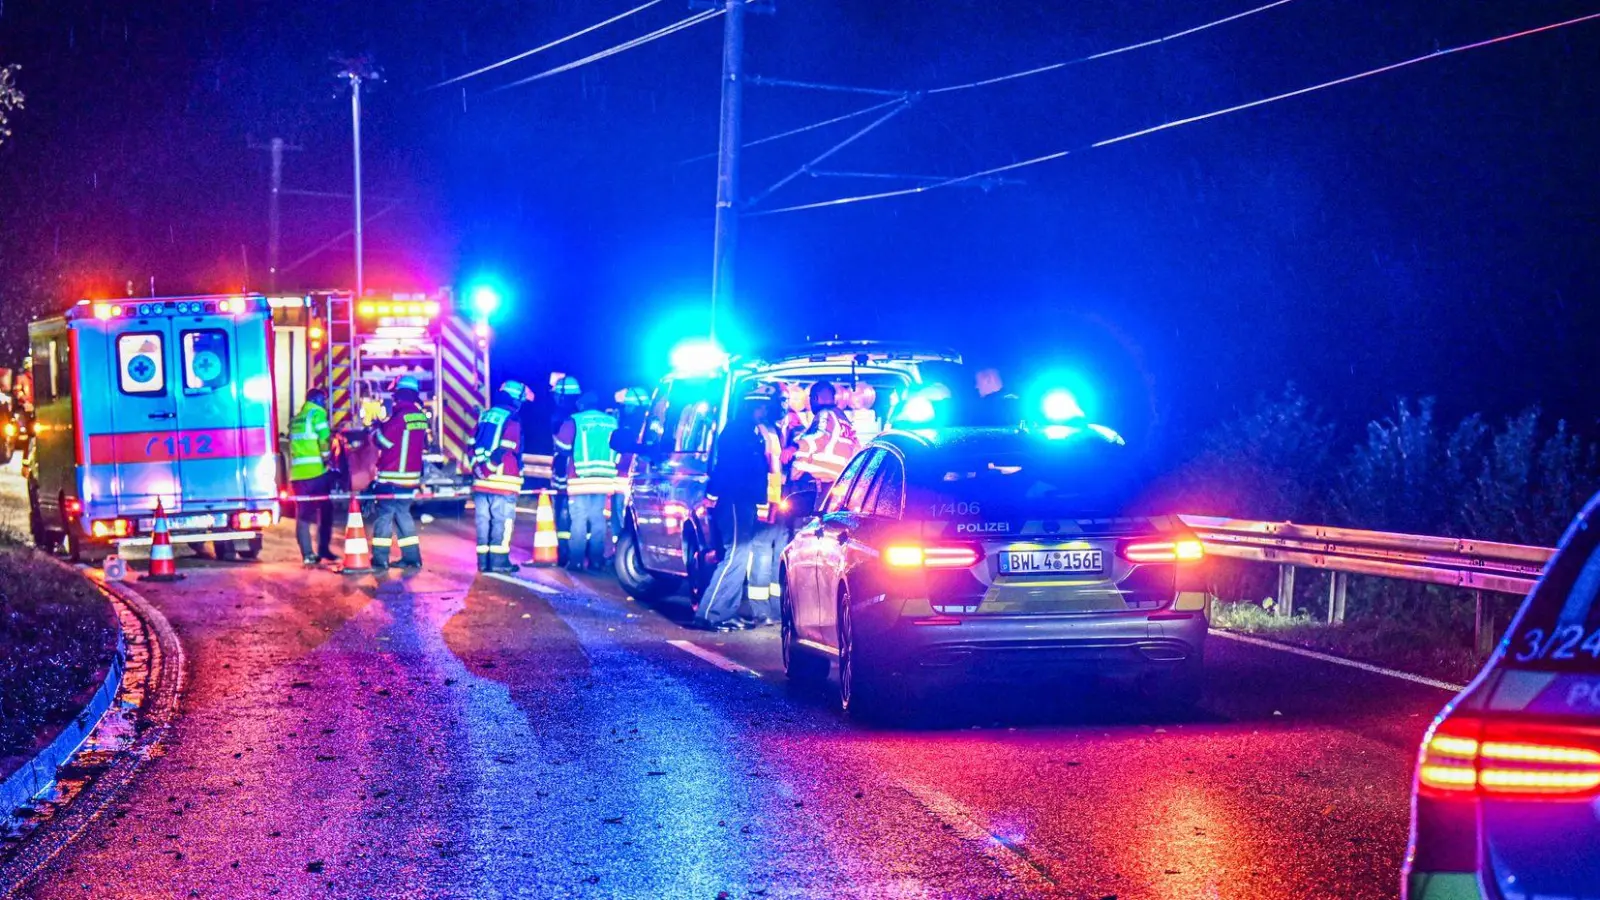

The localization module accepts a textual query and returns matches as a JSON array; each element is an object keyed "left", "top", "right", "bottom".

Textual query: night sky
[{"left": 1, "top": 0, "right": 1596, "bottom": 450}]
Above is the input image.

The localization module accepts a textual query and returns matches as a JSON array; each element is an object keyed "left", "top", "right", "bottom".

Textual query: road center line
[
  {"left": 895, "top": 778, "right": 1058, "bottom": 890},
  {"left": 666, "top": 639, "right": 762, "bottom": 677},
  {"left": 1210, "top": 628, "right": 1466, "bottom": 692}
]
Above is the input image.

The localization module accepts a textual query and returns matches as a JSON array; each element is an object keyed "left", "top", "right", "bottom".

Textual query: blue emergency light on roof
[
  {"left": 668, "top": 338, "right": 729, "bottom": 377},
  {"left": 469, "top": 284, "right": 502, "bottom": 318},
  {"left": 85, "top": 296, "right": 264, "bottom": 321},
  {"left": 1042, "top": 388, "right": 1085, "bottom": 423}
]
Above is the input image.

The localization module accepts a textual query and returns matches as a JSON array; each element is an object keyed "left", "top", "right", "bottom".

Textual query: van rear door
[
  {"left": 105, "top": 322, "right": 181, "bottom": 516},
  {"left": 173, "top": 319, "right": 252, "bottom": 514}
]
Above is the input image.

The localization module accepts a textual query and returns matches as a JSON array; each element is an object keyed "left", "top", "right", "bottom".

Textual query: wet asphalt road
[{"left": 3, "top": 494, "right": 1452, "bottom": 899}]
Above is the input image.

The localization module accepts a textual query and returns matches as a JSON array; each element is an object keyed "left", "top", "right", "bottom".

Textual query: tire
[
  {"left": 614, "top": 527, "right": 680, "bottom": 602},
  {"left": 837, "top": 587, "right": 904, "bottom": 722},
  {"left": 239, "top": 535, "right": 264, "bottom": 560},
  {"left": 781, "top": 576, "right": 830, "bottom": 684},
  {"left": 214, "top": 540, "right": 239, "bottom": 562},
  {"left": 62, "top": 526, "right": 107, "bottom": 565},
  {"left": 27, "top": 484, "right": 52, "bottom": 550}
]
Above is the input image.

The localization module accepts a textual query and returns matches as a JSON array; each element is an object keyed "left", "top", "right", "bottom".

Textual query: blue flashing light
[
  {"left": 669, "top": 338, "right": 729, "bottom": 377},
  {"left": 1042, "top": 424, "right": 1079, "bottom": 440},
  {"left": 469, "top": 284, "right": 502, "bottom": 319},
  {"left": 1041, "top": 388, "right": 1084, "bottom": 423},
  {"left": 900, "top": 395, "right": 937, "bottom": 424}
]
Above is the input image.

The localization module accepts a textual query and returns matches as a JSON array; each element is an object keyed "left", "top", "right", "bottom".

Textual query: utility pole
[
  {"left": 268, "top": 137, "right": 284, "bottom": 291},
  {"left": 336, "top": 57, "right": 380, "bottom": 301},
  {"left": 709, "top": 0, "right": 746, "bottom": 341}
]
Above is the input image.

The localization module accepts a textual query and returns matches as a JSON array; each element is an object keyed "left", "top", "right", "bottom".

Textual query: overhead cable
[
  {"left": 680, "top": 97, "right": 907, "bottom": 165},
  {"left": 748, "top": 10, "right": 1600, "bottom": 216},
  {"left": 928, "top": 0, "right": 1299, "bottom": 95},
  {"left": 431, "top": 0, "right": 666, "bottom": 89},
  {"left": 491, "top": 8, "right": 723, "bottom": 92}
]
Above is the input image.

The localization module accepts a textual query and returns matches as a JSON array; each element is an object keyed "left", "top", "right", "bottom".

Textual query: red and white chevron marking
[{"left": 438, "top": 318, "right": 486, "bottom": 468}]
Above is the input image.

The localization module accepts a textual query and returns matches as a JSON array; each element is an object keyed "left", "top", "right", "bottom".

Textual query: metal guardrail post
[
  {"left": 1276, "top": 564, "right": 1295, "bottom": 618},
  {"left": 1328, "top": 572, "right": 1348, "bottom": 625}
]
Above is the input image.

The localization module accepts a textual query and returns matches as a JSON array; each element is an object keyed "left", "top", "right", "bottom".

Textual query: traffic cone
[
  {"left": 142, "top": 500, "right": 183, "bottom": 582},
  {"left": 339, "top": 495, "right": 373, "bottom": 574},
  {"left": 533, "top": 492, "right": 559, "bottom": 567}
]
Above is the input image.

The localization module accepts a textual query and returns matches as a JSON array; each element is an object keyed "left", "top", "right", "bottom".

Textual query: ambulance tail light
[
  {"left": 232, "top": 510, "right": 276, "bottom": 530},
  {"left": 64, "top": 498, "right": 83, "bottom": 517},
  {"left": 1417, "top": 712, "right": 1600, "bottom": 801},
  {"left": 90, "top": 518, "right": 133, "bottom": 539}
]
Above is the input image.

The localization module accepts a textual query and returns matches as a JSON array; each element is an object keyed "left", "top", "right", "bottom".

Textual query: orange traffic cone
[
  {"left": 339, "top": 495, "right": 373, "bottom": 574},
  {"left": 533, "top": 492, "right": 559, "bottom": 567},
  {"left": 142, "top": 500, "right": 183, "bottom": 582}
]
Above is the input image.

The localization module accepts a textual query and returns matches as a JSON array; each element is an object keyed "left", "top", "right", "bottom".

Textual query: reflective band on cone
[
  {"left": 142, "top": 500, "right": 184, "bottom": 582},
  {"left": 339, "top": 496, "right": 373, "bottom": 574},
  {"left": 533, "top": 492, "right": 559, "bottom": 567}
]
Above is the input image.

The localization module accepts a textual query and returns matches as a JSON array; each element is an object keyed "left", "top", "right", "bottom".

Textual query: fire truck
[
  {"left": 27, "top": 295, "right": 281, "bottom": 562},
  {"left": 268, "top": 289, "right": 490, "bottom": 500}
]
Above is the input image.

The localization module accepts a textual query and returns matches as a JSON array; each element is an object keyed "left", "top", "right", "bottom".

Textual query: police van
[{"left": 27, "top": 295, "right": 281, "bottom": 562}]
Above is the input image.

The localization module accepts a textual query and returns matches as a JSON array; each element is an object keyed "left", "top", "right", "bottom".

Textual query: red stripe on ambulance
[{"left": 89, "top": 427, "right": 273, "bottom": 465}]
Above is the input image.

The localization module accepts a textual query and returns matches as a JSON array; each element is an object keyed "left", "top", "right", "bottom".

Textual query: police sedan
[
  {"left": 1405, "top": 492, "right": 1600, "bottom": 900},
  {"left": 778, "top": 424, "right": 1210, "bottom": 719}
]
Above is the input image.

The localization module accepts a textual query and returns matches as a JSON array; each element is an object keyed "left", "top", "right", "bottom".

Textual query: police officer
[
  {"left": 370, "top": 376, "right": 429, "bottom": 571},
  {"left": 556, "top": 392, "right": 618, "bottom": 572},
  {"left": 287, "top": 387, "right": 338, "bottom": 565},
  {"left": 471, "top": 380, "right": 528, "bottom": 573}
]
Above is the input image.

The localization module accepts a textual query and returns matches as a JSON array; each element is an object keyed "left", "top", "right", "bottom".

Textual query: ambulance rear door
[
  {"left": 105, "top": 322, "right": 182, "bottom": 516},
  {"left": 171, "top": 314, "right": 274, "bottom": 513}
]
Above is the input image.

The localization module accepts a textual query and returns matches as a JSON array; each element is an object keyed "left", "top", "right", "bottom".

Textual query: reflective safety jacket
[
  {"left": 557, "top": 409, "right": 620, "bottom": 496},
  {"left": 756, "top": 424, "right": 785, "bottom": 523},
  {"left": 471, "top": 405, "right": 524, "bottom": 496},
  {"left": 373, "top": 400, "right": 429, "bottom": 488},
  {"left": 287, "top": 401, "right": 332, "bottom": 481},
  {"left": 791, "top": 408, "right": 859, "bottom": 484}
]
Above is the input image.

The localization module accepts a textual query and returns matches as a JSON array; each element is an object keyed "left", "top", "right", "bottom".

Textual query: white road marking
[
  {"left": 484, "top": 571, "right": 563, "bottom": 595},
  {"left": 1210, "top": 628, "right": 1466, "bottom": 692},
  {"left": 666, "top": 640, "right": 762, "bottom": 678},
  {"left": 895, "top": 778, "right": 1058, "bottom": 890}
]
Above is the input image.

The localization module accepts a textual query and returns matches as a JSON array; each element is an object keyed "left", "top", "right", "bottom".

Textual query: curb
[{"left": 0, "top": 628, "right": 126, "bottom": 820}]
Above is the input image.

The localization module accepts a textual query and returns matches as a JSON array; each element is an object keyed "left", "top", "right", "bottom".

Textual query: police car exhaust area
[{"left": 3, "top": 302, "right": 1597, "bottom": 900}]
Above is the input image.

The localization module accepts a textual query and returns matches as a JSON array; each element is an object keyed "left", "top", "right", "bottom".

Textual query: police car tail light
[
  {"left": 885, "top": 543, "right": 981, "bottom": 570},
  {"left": 1119, "top": 538, "right": 1204, "bottom": 564},
  {"left": 1418, "top": 714, "right": 1600, "bottom": 800},
  {"left": 90, "top": 518, "right": 133, "bottom": 539}
]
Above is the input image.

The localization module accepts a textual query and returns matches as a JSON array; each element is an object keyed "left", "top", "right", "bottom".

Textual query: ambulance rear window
[
  {"left": 182, "top": 330, "right": 230, "bottom": 394},
  {"left": 117, "top": 333, "right": 167, "bottom": 396}
]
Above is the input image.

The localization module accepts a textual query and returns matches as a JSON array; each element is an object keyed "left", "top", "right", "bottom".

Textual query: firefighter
[
  {"left": 788, "top": 381, "right": 859, "bottom": 521},
  {"left": 370, "top": 376, "right": 429, "bottom": 571},
  {"left": 549, "top": 373, "right": 582, "bottom": 561},
  {"left": 745, "top": 388, "right": 786, "bottom": 627},
  {"left": 287, "top": 387, "right": 338, "bottom": 565},
  {"left": 556, "top": 392, "right": 618, "bottom": 572},
  {"left": 471, "top": 379, "right": 528, "bottom": 573}
]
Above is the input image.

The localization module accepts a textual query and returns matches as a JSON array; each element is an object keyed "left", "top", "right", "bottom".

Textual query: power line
[
  {"left": 431, "top": 0, "right": 667, "bottom": 89},
  {"left": 928, "top": 0, "right": 1300, "bottom": 95},
  {"left": 679, "top": 96, "right": 907, "bottom": 165},
  {"left": 490, "top": 8, "right": 724, "bottom": 92},
  {"left": 747, "top": 10, "right": 1600, "bottom": 217}
]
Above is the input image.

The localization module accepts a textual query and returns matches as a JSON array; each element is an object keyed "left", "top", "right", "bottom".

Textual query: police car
[
  {"left": 1405, "top": 492, "right": 1600, "bottom": 900},
  {"left": 778, "top": 423, "right": 1210, "bottom": 718}
]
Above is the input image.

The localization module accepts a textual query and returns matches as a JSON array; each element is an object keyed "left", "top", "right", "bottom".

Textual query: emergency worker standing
[
  {"left": 788, "top": 382, "right": 859, "bottom": 521},
  {"left": 746, "top": 390, "right": 786, "bottom": 626},
  {"left": 694, "top": 395, "right": 774, "bottom": 632},
  {"left": 287, "top": 387, "right": 338, "bottom": 565},
  {"left": 556, "top": 392, "right": 618, "bottom": 572},
  {"left": 370, "top": 376, "right": 429, "bottom": 571},
  {"left": 471, "top": 380, "right": 528, "bottom": 573}
]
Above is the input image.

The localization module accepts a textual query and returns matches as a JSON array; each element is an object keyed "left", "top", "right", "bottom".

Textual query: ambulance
[{"left": 27, "top": 295, "right": 281, "bottom": 562}]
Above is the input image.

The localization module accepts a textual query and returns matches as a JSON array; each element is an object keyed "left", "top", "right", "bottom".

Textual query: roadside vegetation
[
  {"left": 0, "top": 547, "right": 119, "bottom": 778},
  {"left": 1165, "top": 387, "right": 1600, "bottom": 680}
]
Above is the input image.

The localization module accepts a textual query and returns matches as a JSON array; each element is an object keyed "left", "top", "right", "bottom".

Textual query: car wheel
[
  {"left": 214, "top": 540, "right": 239, "bottom": 562},
  {"left": 781, "top": 576, "right": 829, "bottom": 684},
  {"left": 837, "top": 587, "right": 900, "bottom": 721},
  {"left": 28, "top": 485, "right": 53, "bottom": 550},
  {"left": 614, "top": 527, "right": 680, "bottom": 601},
  {"left": 239, "top": 535, "right": 264, "bottom": 560}
]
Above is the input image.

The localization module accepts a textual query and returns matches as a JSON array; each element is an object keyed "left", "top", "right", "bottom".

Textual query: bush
[{"left": 0, "top": 549, "right": 119, "bottom": 771}]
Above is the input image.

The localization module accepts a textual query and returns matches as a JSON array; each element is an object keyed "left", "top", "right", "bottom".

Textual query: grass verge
[
  {"left": 1212, "top": 601, "right": 1485, "bottom": 685},
  {"left": 0, "top": 549, "right": 119, "bottom": 780}
]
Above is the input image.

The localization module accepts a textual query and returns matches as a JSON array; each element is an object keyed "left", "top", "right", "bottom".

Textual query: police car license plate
[
  {"left": 999, "top": 549, "right": 1104, "bottom": 575},
  {"left": 137, "top": 512, "right": 225, "bottom": 531}
]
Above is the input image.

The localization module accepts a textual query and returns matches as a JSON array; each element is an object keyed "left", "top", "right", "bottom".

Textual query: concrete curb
[{"left": 0, "top": 634, "right": 126, "bottom": 819}]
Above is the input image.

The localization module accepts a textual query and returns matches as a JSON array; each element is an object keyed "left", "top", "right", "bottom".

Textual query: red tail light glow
[
  {"left": 884, "top": 544, "right": 981, "bottom": 569},
  {"left": 232, "top": 510, "right": 276, "bottom": 530},
  {"left": 90, "top": 518, "right": 133, "bottom": 538},
  {"left": 1119, "top": 538, "right": 1205, "bottom": 564},
  {"left": 1418, "top": 715, "right": 1600, "bottom": 799}
]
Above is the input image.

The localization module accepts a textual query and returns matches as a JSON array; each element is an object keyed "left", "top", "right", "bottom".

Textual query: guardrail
[{"left": 1176, "top": 516, "right": 1555, "bottom": 634}]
